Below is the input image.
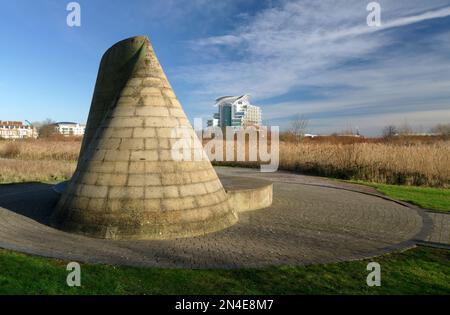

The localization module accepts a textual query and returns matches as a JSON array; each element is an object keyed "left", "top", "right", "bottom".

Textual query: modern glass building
[{"left": 207, "top": 95, "right": 262, "bottom": 130}]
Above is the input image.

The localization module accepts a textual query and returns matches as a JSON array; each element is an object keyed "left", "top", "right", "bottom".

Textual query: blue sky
[{"left": 0, "top": 0, "right": 449, "bottom": 135}]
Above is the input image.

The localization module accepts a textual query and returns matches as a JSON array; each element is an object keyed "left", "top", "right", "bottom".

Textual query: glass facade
[{"left": 210, "top": 95, "right": 262, "bottom": 129}]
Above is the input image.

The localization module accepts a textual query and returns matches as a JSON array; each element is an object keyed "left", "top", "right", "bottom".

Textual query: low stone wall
[{"left": 219, "top": 176, "right": 273, "bottom": 212}]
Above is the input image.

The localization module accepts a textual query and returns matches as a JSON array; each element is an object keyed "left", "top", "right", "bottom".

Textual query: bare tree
[
  {"left": 431, "top": 123, "right": 450, "bottom": 136},
  {"left": 35, "top": 118, "right": 57, "bottom": 138},
  {"left": 398, "top": 119, "right": 413, "bottom": 136},
  {"left": 382, "top": 125, "right": 398, "bottom": 138},
  {"left": 289, "top": 114, "right": 309, "bottom": 140}
]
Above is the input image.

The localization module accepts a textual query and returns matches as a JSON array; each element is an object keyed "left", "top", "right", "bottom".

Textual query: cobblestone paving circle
[{"left": 0, "top": 167, "right": 429, "bottom": 268}]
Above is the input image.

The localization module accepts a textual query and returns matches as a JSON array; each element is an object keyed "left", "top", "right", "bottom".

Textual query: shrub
[{"left": 0, "top": 142, "right": 20, "bottom": 158}]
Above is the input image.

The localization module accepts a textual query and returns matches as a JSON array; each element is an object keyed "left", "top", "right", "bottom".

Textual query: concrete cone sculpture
[{"left": 51, "top": 36, "right": 238, "bottom": 239}]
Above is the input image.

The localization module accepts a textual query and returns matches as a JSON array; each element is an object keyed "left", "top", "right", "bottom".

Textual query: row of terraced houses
[{"left": 0, "top": 121, "right": 85, "bottom": 139}]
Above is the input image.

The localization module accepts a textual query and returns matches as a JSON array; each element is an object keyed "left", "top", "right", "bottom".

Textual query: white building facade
[
  {"left": 207, "top": 95, "right": 262, "bottom": 130},
  {"left": 55, "top": 122, "right": 86, "bottom": 136},
  {"left": 0, "top": 121, "right": 37, "bottom": 139}
]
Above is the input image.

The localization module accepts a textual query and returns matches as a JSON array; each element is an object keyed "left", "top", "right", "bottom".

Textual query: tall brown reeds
[
  {"left": 211, "top": 137, "right": 450, "bottom": 187},
  {"left": 0, "top": 139, "right": 80, "bottom": 161},
  {"left": 0, "top": 139, "right": 80, "bottom": 183},
  {"left": 0, "top": 137, "right": 449, "bottom": 187},
  {"left": 278, "top": 141, "right": 450, "bottom": 187}
]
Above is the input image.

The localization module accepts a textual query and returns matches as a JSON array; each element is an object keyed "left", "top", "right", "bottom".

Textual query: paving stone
[{"left": 0, "top": 168, "right": 431, "bottom": 268}]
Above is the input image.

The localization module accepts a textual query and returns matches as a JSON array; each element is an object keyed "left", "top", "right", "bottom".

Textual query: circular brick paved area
[{"left": 0, "top": 167, "right": 426, "bottom": 268}]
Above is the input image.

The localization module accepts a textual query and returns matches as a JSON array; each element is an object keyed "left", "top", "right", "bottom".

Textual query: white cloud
[
  {"left": 173, "top": 0, "right": 450, "bottom": 135},
  {"left": 194, "top": 3, "right": 450, "bottom": 47}
]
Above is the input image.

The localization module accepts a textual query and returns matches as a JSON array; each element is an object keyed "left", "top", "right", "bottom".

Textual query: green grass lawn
[
  {"left": 0, "top": 247, "right": 448, "bottom": 294},
  {"left": 347, "top": 181, "right": 450, "bottom": 212}
]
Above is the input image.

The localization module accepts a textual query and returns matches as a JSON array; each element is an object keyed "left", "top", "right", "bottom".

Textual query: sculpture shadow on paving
[{"left": 0, "top": 182, "right": 57, "bottom": 225}]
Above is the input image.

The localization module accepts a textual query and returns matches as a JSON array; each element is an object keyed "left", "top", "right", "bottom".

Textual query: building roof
[
  {"left": 55, "top": 122, "right": 85, "bottom": 126},
  {"left": 215, "top": 95, "right": 248, "bottom": 106},
  {"left": 56, "top": 122, "right": 77, "bottom": 125}
]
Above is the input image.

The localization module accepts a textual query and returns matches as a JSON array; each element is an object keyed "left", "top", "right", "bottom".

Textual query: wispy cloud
[
  {"left": 173, "top": 0, "right": 450, "bottom": 135},
  {"left": 194, "top": 5, "right": 450, "bottom": 47}
]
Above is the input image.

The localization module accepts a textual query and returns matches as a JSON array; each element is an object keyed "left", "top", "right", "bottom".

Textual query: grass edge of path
[
  {"left": 344, "top": 180, "right": 450, "bottom": 213},
  {"left": 0, "top": 246, "right": 449, "bottom": 295}
]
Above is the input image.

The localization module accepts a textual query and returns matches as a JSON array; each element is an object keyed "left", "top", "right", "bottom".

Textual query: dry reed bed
[
  {"left": 0, "top": 139, "right": 80, "bottom": 183},
  {"left": 278, "top": 141, "right": 450, "bottom": 187},
  {"left": 0, "top": 139, "right": 449, "bottom": 187},
  {"left": 0, "top": 158, "right": 76, "bottom": 183},
  {"left": 213, "top": 140, "right": 450, "bottom": 187},
  {"left": 0, "top": 140, "right": 80, "bottom": 161}
]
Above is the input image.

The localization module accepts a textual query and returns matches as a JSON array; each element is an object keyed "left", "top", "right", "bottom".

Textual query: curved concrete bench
[
  {"left": 219, "top": 175, "right": 273, "bottom": 212},
  {"left": 54, "top": 176, "right": 274, "bottom": 214}
]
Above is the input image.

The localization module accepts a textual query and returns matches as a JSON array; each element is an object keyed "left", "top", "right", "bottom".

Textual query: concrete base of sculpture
[
  {"left": 219, "top": 177, "right": 273, "bottom": 213},
  {"left": 53, "top": 175, "right": 273, "bottom": 240},
  {"left": 51, "top": 36, "right": 244, "bottom": 240}
]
